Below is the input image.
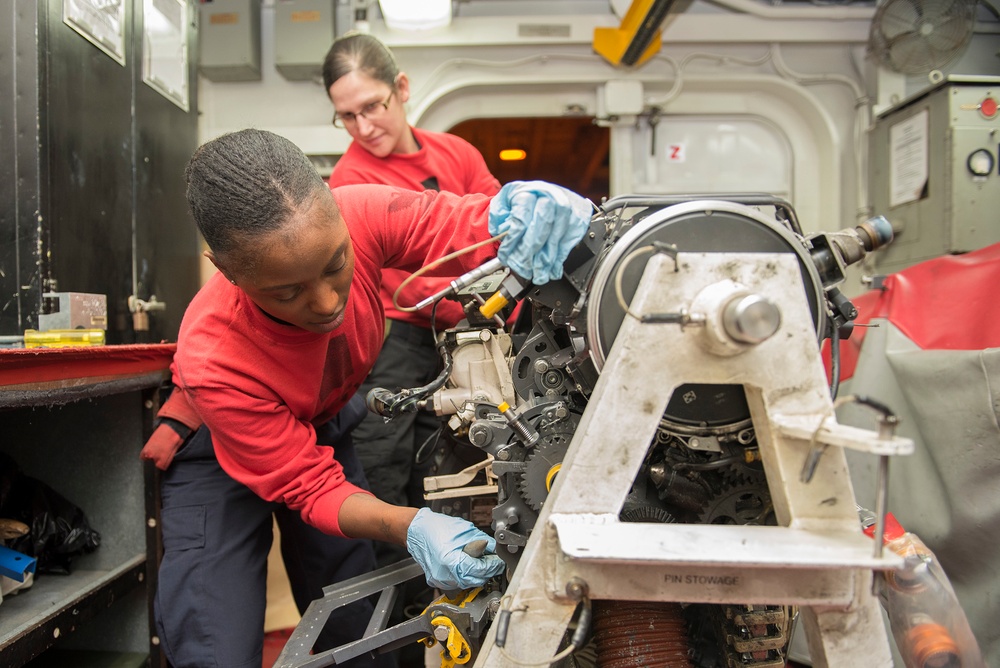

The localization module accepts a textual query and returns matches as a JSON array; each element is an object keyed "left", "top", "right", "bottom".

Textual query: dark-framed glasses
[{"left": 332, "top": 90, "right": 395, "bottom": 128}]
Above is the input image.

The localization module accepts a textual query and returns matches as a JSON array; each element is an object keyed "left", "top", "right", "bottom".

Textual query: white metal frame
[{"left": 475, "top": 252, "right": 912, "bottom": 667}]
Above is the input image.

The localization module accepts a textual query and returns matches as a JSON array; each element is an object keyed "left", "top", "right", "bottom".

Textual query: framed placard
[
  {"left": 64, "top": 0, "right": 127, "bottom": 65},
  {"left": 142, "top": 0, "right": 190, "bottom": 111}
]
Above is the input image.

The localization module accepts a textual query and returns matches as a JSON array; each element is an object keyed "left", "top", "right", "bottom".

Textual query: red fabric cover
[
  {"left": 170, "top": 185, "right": 497, "bottom": 537},
  {"left": 0, "top": 344, "right": 174, "bottom": 386},
  {"left": 828, "top": 242, "right": 1000, "bottom": 382},
  {"left": 328, "top": 127, "right": 500, "bottom": 329}
]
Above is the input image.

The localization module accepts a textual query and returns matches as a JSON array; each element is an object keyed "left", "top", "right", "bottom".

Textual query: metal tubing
[{"left": 873, "top": 454, "right": 889, "bottom": 560}]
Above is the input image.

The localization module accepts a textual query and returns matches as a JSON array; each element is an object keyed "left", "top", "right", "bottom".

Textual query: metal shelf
[
  {"left": 0, "top": 557, "right": 146, "bottom": 667},
  {"left": 0, "top": 344, "right": 173, "bottom": 666}
]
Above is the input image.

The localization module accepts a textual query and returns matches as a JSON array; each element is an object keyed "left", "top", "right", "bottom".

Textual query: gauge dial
[{"left": 967, "top": 149, "right": 995, "bottom": 177}]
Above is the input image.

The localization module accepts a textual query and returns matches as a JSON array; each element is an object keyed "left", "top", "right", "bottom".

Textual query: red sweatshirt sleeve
[
  {"left": 172, "top": 279, "right": 372, "bottom": 538},
  {"left": 188, "top": 379, "right": 369, "bottom": 537},
  {"left": 333, "top": 184, "right": 500, "bottom": 278}
]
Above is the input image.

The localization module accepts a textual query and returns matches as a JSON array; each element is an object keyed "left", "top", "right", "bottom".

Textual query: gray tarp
[{"left": 841, "top": 319, "right": 999, "bottom": 666}]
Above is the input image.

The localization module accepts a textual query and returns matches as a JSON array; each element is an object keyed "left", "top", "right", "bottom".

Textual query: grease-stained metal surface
[{"left": 475, "top": 252, "right": 900, "bottom": 668}]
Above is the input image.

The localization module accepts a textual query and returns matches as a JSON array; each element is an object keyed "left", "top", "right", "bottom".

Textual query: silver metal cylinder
[{"left": 722, "top": 294, "right": 781, "bottom": 344}]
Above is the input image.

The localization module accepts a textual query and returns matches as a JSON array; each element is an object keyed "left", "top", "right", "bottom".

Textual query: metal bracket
[{"left": 274, "top": 558, "right": 499, "bottom": 668}]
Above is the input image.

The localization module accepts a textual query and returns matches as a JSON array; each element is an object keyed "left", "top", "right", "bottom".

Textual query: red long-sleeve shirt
[
  {"left": 329, "top": 127, "right": 500, "bottom": 329},
  {"left": 171, "top": 184, "right": 496, "bottom": 536}
]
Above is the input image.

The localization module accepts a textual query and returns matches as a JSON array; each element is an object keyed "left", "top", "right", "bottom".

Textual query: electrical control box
[
  {"left": 198, "top": 0, "right": 261, "bottom": 82},
  {"left": 274, "top": 0, "right": 336, "bottom": 82},
  {"left": 869, "top": 77, "right": 1000, "bottom": 274}
]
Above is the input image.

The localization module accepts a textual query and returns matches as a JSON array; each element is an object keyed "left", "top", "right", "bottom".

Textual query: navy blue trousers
[{"left": 154, "top": 396, "right": 395, "bottom": 668}]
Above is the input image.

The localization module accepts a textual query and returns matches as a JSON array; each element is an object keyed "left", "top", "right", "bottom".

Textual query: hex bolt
[{"left": 469, "top": 423, "right": 493, "bottom": 447}]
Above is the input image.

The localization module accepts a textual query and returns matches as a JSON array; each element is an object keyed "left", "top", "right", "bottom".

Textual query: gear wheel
[
  {"left": 698, "top": 482, "right": 775, "bottom": 526},
  {"left": 719, "top": 458, "right": 767, "bottom": 488},
  {"left": 621, "top": 505, "right": 676, "bottom": 524},
  {"left": 517, "top": 434, "right": 571, "bottom": 511}
]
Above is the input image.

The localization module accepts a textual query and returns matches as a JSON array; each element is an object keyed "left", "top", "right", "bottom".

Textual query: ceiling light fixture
[{"left": 378, "top": 0, "right": 452, "bottom": 31}]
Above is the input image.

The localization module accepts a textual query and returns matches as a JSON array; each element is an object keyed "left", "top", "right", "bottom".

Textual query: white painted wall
[{"left": 196, "top": 0, "right": 1000, "bottom": 289}]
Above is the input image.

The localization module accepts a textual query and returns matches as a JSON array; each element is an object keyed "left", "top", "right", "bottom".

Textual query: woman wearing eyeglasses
[
  {"left": 323, "top": 36, "right": 499, "bottom": 541},
  {"left": 321, "top": 33, "right": 500, "bottom": 667}
]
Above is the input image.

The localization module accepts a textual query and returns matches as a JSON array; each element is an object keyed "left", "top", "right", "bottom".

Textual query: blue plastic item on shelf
[{"left": 0, "top": 544, "right": 37, "bottom": 582}]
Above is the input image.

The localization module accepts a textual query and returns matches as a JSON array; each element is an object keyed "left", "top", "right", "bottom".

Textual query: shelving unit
[{"left": 0, "top": 345, "right": 174, "bottom": 667}]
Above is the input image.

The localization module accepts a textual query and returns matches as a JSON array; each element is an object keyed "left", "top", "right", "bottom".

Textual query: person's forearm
[{"left": 338, "top": 492, "right": 417, "bottom": 545}]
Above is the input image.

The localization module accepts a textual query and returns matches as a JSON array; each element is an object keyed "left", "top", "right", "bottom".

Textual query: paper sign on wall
[{"left": 889, "top": 109, "right": 929, "bottom": 208}]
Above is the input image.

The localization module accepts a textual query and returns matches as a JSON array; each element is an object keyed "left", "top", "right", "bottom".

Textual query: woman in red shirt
[
  {"left": 154, "top": 128, "right": 590, "bottom": 668},
  {"left": 323, "top": 33, "right": 501, "bottom": 530}
]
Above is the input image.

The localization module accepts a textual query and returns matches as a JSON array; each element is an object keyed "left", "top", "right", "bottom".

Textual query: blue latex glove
[
  {"left": 488, "top": 181, "right": 593, "bottom": 285},
  {"left": 406, "top": 507, "right": 505, "bottom": 590}
]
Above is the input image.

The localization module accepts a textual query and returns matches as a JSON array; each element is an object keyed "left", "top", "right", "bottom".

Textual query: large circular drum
[{"left": 584, "top": 197, "right": 826, "bottom": 432}]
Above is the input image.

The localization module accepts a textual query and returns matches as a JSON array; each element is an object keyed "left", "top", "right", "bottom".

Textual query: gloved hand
[
  {"left": 488, "top": 181, "right": 593, "bottom": 285},
  {"left": 406, "top": 507, "right": 505, "bottom": 590}
]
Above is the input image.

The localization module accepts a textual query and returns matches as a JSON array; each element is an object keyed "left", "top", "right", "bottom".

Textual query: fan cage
[{"left": 868, "top": 0, "right": 978, "bottom": 75}]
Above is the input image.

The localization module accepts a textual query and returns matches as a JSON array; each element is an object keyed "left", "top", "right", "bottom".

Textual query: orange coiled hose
[{"left": 592, "top": 600, "right": 693, "bottom": 668}]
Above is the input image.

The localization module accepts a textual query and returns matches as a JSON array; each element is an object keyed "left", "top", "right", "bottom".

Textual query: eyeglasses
[{"left": 332, "top": 90, "right": 395, "bottom": 128}]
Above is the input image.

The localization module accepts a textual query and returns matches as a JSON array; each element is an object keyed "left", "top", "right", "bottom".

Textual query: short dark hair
[
  {"left": 322, "top": 32, "right": 398, "bottom": 94},
  {"left": 185, "top": 129, "right": 330, "bottom": 261}
]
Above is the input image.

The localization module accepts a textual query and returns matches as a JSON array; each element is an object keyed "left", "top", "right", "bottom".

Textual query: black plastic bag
[{"left": 0, "top": 452, "right": 101, "bottom": 574}]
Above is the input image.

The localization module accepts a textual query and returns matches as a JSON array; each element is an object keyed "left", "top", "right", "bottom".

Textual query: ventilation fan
[{"left": 868, "top": 0, "right": 978, "bottom": 74}]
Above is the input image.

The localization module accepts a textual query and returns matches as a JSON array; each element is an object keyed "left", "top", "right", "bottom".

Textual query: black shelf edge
[{"left": 0, "top": 371, "right": 170, "bottom": 409}]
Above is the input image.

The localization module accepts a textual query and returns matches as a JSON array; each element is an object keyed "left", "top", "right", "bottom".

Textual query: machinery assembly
[{"left": 276, "top": 194, "right": 922, "bottom": 668}]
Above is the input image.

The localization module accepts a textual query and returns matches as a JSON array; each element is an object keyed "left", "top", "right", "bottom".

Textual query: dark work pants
[
  {"left": 352, "top": 320, "right": 444, "bottom": 668},
  {"left": 154, "top": 396, "right": 394, "bottom": 668},
  {"left": 353, "top": 319, "right": 443, "bottom": 568}
]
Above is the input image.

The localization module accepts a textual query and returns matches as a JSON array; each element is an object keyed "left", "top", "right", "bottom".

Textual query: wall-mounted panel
[
  {"left": 275, "top": 0, "right": 336, "bottom": 82},
  {"left": 199, "top": 0, "right": 261, "bottom": 82},
  {"left": 869, "top": 78, "right": 1000, "bottom": 274}
]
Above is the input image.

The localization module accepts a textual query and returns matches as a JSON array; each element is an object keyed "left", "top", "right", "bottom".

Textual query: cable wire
[
  {"left": 393, "top": 232, "right": 506, "bottom": 313},
  {"left": 494, "top": 594, "right": 586, "bottom": 667}
]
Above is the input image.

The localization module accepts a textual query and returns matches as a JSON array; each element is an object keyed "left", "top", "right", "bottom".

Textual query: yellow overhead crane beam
[{"left": 593, "top": 0, "right": 678, "bottom": 68}]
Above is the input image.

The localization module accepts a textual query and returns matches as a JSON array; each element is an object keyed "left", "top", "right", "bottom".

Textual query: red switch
[{"left": 981, "top": 96, "right": 998, "bottom": 119}]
